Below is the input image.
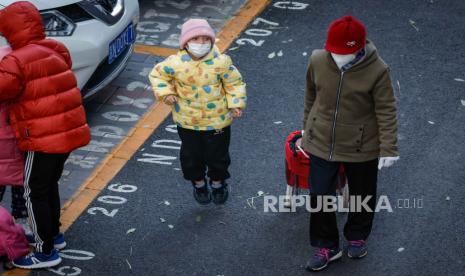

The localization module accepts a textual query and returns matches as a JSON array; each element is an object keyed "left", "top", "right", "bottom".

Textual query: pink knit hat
[{"left": 179, "top": 19, "right": 215, "bottom": 49}]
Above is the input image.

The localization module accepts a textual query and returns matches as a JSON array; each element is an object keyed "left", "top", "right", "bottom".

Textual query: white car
[{"left": 0, "top": 0, "right": 140, "bottom": 99}]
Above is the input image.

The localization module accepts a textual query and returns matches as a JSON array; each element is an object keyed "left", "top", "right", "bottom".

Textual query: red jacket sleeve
[{"left": 0, "top": 55, "right": 24, "bottom": 102}]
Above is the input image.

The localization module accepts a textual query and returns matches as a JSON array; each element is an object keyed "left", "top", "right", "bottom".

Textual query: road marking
[
  {"left": 134, "top": 0, "right": 271, "bottom": 57},
  {"left": 3, "top": 1, "right": 270, "bottom": 275}
]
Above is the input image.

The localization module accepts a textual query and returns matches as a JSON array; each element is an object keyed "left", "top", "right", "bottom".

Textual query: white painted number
[
  {"left": 155, "top": 0, "right": 191, "bottom": 10},
  {"left": 87, "top": 207, "right": 119, "bottom": 217},
  {"left": 137, "top": 153, "right": 177, "bottom": 165},
  {"left": 273, "top": 1, "right": 309, "bottom": 10},
  {"left": 236, "top": 38, "right": 265, "bottom": 47},
  {"left": 252, "top": 17, "right": 279, "bottom": 26},
  {"left": 47, "top": 266, "right": 82, "bottom": 276},
  {"left": 91, "top": 125, "right": 125, "bottom": 139},
  {"left": 108, "top": 183, "right": 138, "bottom": 193},
  {"left": 165, "top": 124, "right": 178, "bottom": 133},
  {"left": 97, "top": 195, "right": 128, "bottom": 205},
  {"left": 102, "top": 111, "right": 140, "bottom": 122},
  {"left": 151, "top": 139, "right": 182, "bottom": 150},
  {"left": 80, "top": 140, "right": 114, "bottom": 153},
  {"left": 245, "top": 29, "right": 272, "bottom": 37},
  {"left": 59, "top": 250, "right": 96, "bottom": 261}
]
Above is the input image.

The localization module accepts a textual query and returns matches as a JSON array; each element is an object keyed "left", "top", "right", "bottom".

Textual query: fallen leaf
[
  {"left": 160, "top": 218, "right": 166, "bottom": 223},
  {"left": 164, "top": 200, "right": 171, "bottom": 206},
  {"left": 195, "top": 216, "right": 202, "bottom": 223},
  {"left": 126, "top": 228, "right": 136, "bottom": 234},
  {"left": 268, "top": 52, "right": 276, "bottom": 59},
  {"left": 125, "top": 259, "right": 132, "bottom": 270},
  {"left": 454, "top": 78, "right": 465, "bottom": 82},
  {"left": 398, "top": 247, "right": 405, "bottom": 252},
  {"left": 409, "top": 19, "right": 419, "bottom": 31},
  {"left": 277, "top": 50, "right": 283, "bottom": 57},
  {"left": 168, "top": 224, "right": 174, "bottom": 229}
]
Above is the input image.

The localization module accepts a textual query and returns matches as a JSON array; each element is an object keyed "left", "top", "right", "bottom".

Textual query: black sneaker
[
  {"left": 210, "top": 181, "right": 229, "bottom": 205},
  {"left": 306, "top": 247, "right": 342, "bottom": 272},
  {"left": 192, "top": 181, "right": 211, "bottom": 205},
  {"left": 347, "top": 240, "right": 368, "bottom": 259}
]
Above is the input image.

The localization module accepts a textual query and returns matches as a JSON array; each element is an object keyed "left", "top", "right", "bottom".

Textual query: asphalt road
[{"left": 27, "top": 0, "right": 465, "bottom": 275}]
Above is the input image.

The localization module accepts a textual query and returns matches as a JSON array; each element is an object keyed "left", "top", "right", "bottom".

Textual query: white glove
[{"left": 378, "top": 156, "right": 399, "bottom": 170}]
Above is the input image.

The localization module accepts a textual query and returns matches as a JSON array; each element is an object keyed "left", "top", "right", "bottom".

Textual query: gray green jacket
[{"left": 302, "top": 40, "right": 398, "bottom": 162}]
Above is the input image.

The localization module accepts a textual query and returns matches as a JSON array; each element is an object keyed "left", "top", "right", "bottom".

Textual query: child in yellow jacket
[{"left": 149, "top": 19, "right": 246, "bottom": 205}]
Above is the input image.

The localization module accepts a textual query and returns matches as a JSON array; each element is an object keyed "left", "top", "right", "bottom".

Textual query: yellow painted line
[
  {"left": 4, "top": 1, "right": 270, "bottom": 275},
  {"left": 134, "top": 0, "right": 271, "bottom": 57},
  {"left": 216, "top": 0, "right": 271, "bottom": 52}
]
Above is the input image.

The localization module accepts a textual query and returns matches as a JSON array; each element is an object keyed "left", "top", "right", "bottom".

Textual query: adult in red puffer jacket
[{"left": 0, "top": 1, "right": 90, "bottom": 268}]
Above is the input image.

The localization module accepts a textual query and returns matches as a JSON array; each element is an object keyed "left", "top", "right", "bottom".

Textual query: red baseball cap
[{"left": 325, "top": 15, "right": 366, "bottom": 54}]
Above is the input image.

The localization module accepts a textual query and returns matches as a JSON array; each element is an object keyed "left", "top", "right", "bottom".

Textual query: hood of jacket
[{"left": 0, "top": 1, "right": 45, "bottom": 50}]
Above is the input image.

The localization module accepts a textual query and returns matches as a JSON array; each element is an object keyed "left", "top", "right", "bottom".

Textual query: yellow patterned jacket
[{"left": 149, "top": 46, "right": 247, "bottom": 131}]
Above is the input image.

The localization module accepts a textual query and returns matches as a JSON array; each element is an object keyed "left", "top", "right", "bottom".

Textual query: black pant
[
  {"left": 0, "top": 186, "right": 28, "bottom": 219},
  {"left": 309, "top": 154, "right": 378, "bottom": 249},
  {"left": 177, "top": 126, "right": 231, "bottom": 182},
  {"left": 23, "top": 151, "right": 69, "bottom": 254}
]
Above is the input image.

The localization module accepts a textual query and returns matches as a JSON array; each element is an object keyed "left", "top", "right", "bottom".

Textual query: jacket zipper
[{"left": 329, "top": 72, "right": 344, "bottom": 160}]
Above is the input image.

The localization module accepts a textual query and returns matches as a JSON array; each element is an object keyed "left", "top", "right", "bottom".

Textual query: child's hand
[
  {"left": 163, "top": 95, "right": 178, "bottom": 105},
  {"left": 231, "top": 108, "right": 243, "bottom": 118}
]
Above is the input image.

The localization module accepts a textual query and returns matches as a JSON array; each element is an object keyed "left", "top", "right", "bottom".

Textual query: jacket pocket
[
  {"left": 360, "top": 120, "right": 379, "bottom": 151},
  {"left": 334, "top": 123, "right": 364, "bottom": 153},
  {"left": 306, "top": 117, "right": 332, "bottom": 149}
]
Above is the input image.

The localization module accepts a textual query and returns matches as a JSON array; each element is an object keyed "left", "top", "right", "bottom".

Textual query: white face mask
[
  {"left": 187, "top": 41, "right": 212, "bottom": 58},
  {"left": 331, "top": 53, "right": 356, "bottom": 69}
]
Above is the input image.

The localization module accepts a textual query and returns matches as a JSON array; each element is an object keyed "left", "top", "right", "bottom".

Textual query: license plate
[{"left": 108, "top": 23, "right": 135, "bottom": 64}]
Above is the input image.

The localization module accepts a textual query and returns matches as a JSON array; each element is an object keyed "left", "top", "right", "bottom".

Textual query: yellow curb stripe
[
  {"left": 134, "top": 0, "right": 271, "bottom": 57},
  {"left": 217, "top": 0, "right": 271, "bottom": 52},
  {"left": 59, "top": 102, "right": 171, "bottom": 231},
  {"left": 4, "top": 1, "right": 269, "bottom": 275}
]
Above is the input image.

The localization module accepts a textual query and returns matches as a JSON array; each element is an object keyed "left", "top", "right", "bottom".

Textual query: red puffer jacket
[{"left": 0, "top": 2, "right": 90, "bottom": 153}]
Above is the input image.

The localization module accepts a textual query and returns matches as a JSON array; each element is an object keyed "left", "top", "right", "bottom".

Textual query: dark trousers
[
  {"left": 0, "top": 186, "right": 28, "bottom": 219},
  {"left": 177, "top": 126, "right": 231, "bottom": 182},
  {"left": 23, "top": 151, "right": 69, "bottom": 254},
  {"left": 309, "top": 154, "right": 378, "bottom": 249}
]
